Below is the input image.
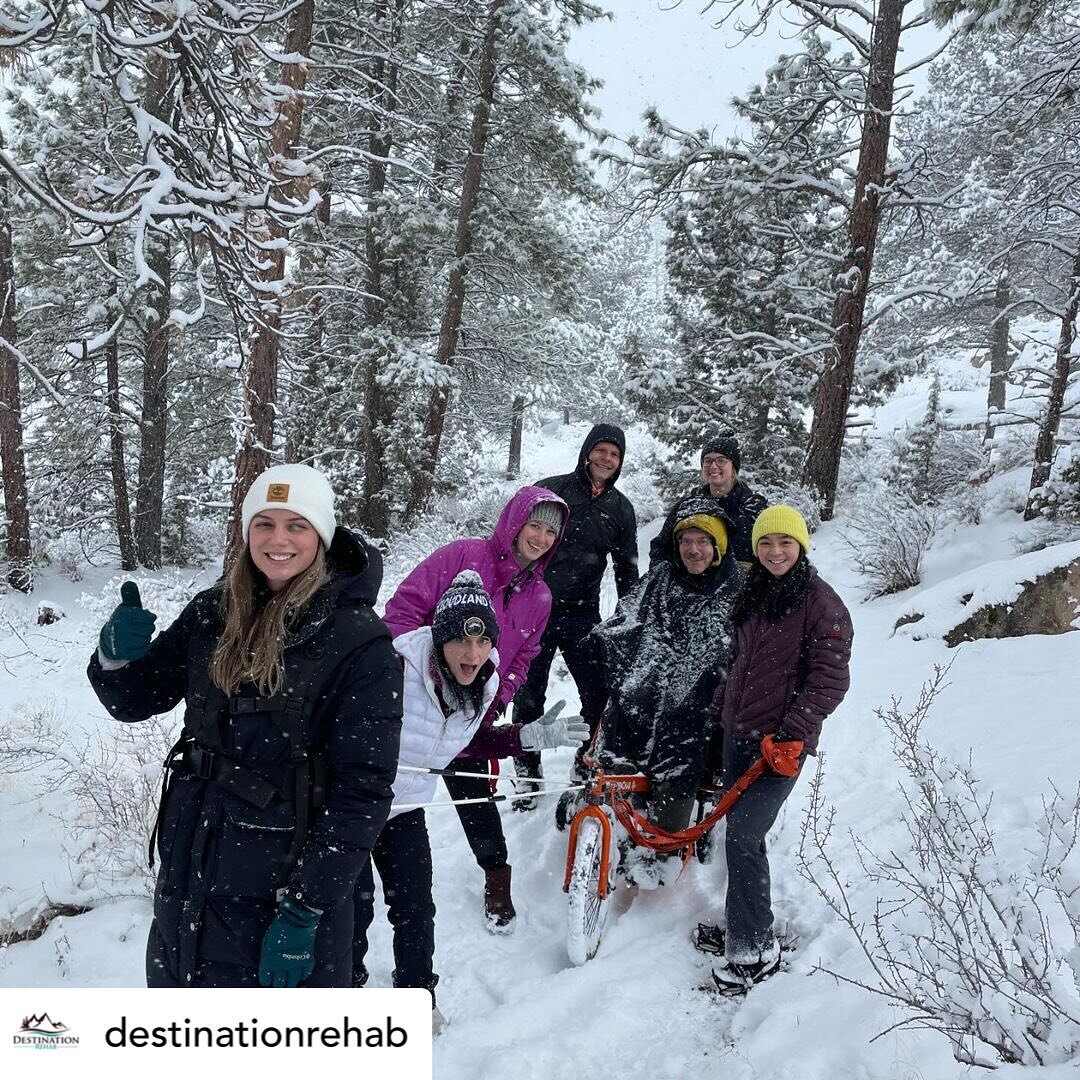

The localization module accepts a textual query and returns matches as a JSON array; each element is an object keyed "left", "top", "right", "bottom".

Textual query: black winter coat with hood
[
  {"left": 537, "top": 423, "right": 639, "bottom": 610},
  {"left": 87, "top": 528, "right": 402, "bottom": 988}
]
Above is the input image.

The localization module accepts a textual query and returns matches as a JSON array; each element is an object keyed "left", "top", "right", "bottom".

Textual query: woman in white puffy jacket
[{"left": 351, "top": 570, "right": 501, "bottom": 1025}]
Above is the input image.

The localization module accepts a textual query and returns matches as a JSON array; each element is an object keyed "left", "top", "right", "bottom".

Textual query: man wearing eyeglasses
[{"left": 649, "top": 432, "right": 766, "bottom": 569}]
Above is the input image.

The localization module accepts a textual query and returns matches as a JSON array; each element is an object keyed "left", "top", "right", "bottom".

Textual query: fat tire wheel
[{"left": 566, "top": 817, "right": 611, "bottom": 966}]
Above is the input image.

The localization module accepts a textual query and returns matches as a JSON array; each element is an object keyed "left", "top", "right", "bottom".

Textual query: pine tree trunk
[
  {"left": 985, "top": 271, "right": 1011, "bottom": 444},
  {"left": 134, "top": 232, "right": 171, "bottom": 569},
  {"left": 132, "top": 49, "right": 173, "bottom": 570},
  {"left": 105, "top": 301, "right": 136, "bottom": 571},
  {"left": 285, "top": 177, "right": 332, "bottom": 465},
  {"left": 753, "top": 250, "right": 782, "bottom": 444},
  {"left": 1024, "top": 250, "right": 1080, "bottom": 520},
  {"left": 359, "top": 0, "right": 404, "bottom": 539},
  {"left": 507, "top": 394, "right": 524, "bottom": 478},
  {"left": 431, "top": 31, "right": 475, "bottom": 190},
  {"left": 801, "top": 0, "right": 904, "bottom": 520},
  {"left": 406, "top": 0, "right": 504, "bottom": 518},
  {"left": 0, "top": 166, "right": 32, "bottom": 593},
  {"left": 226, "top": 0, "right": 315, "bottom": 561}
]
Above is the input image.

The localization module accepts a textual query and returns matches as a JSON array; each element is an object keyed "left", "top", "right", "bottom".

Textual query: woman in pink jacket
[{"left": 379, "top": 486, "right": 585, "bottom": 933}]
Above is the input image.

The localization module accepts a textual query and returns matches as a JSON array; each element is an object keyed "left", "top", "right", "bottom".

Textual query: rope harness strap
[{"left": 611, "top": 758, "right": 768, "bottom": 854}]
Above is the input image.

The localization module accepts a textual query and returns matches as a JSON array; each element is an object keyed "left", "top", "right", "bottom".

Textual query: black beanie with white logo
[{"left": 432, "top": 570, "right": 500, "bottom": 648}]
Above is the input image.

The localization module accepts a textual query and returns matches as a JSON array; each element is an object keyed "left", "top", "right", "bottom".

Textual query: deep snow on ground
[{"left": 1, "top": 382, "right": 1079, "bottom": 1079}]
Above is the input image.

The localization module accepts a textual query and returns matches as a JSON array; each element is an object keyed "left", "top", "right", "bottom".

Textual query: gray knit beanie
[{"left": 528, "top": 501, "right": 565, "bottom": 532}]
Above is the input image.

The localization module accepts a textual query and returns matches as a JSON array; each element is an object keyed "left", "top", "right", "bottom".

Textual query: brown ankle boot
[{"left": 483, "top": 865, "right": 516, "bottom": 934}]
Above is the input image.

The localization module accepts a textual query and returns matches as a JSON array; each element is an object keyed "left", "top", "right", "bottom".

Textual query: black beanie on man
[
  {"left": 700, "top": 432, "right": 741, "bottom": 473},
  {"left": 432, "top": 570, "right": 500, "bottom": 648}
]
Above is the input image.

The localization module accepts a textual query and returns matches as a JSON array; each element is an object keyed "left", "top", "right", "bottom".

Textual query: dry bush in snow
[
  {"left": 0, "top": 699, "right": 178, "bottom": 899},
  {"left": 840, "top": 487, "right": 939, "bottom": 598},
  {"left": 798, "top": 667, "right": 1080, "bottom": 1067}
]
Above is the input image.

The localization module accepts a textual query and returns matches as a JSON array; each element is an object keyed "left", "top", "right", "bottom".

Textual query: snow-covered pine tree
[
  {"left": 1, "top": 1, "right": 334, "bottom": 563},
  {"left": 1003, "top": 10, "right": 1080, "bottom": 518},
  {"left": 613, "top": 33, "right": 848, "bottom": 489},
  {"left": 284, "top": 0, "right": 608, "bottom": 534},
  {"left": 276, "top": 0, "right": 447, "bottom": 535},
  {"left": 446, "top": 1, "right": 608, "bottom": 477},
  {"left": 874, "top": 32, "right": 1053, "bottom": 450},
  {"left": 0, "top": 140, "right": 31, "bottom": 591},
  {"left": 406, "top": 0, "right": 605, "bottom": 516},
  {"left": 663, "top": 0, "right": 959, "bottom": 515},
  {"left": 0, "top": 34, "right": 244, "bottom": 571}
]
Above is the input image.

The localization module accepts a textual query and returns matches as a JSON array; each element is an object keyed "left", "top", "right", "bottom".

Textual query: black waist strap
[
  {"left": 175, "top": 744, "right": 283, "bottom": 810},
  {"left": 149, "top": 740, "right": 326, "bottom": 882}
]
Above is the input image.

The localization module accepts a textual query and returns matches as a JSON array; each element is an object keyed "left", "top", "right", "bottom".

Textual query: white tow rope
[{"left": 392, "top": 764, "right": 586, "bottom": 811}]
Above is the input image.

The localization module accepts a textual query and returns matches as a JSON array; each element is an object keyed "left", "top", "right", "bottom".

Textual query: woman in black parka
[{"left": 88, "top": 464, "right": 402, "bottom": 988}]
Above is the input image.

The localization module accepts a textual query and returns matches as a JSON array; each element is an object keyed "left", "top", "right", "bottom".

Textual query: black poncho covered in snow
[
  {"left": 592, "top": 554, "right": 744, "bottom": 798},
  {"left": 87, "top": 527, "right": 402, "bottom": 988}
]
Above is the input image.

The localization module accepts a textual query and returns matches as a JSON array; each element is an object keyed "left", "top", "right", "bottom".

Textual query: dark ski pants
[
  {"left": 352, "top": 808, "right": 439, "bottom": 1000},
  {"left": 721, "top": 736, "right": 802, "bottom": 961},
  {"left": 513, "top": 606, "right": 608, "bottom": 775},
  {"left": 442, "top": 758, "right": 509, "bottom": 872},
  {"left": 633, "top": 779, "right": 698, "bottom": 833}
]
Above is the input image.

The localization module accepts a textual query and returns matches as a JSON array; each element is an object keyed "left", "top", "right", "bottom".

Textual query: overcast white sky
[
  {"left": 565, "top": 1, "right": 789, "bottom": 141},
  {"left": 566, "top": 1, "right": 949, "bottom": 143}
]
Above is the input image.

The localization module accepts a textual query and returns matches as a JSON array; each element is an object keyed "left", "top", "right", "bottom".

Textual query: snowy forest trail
[
  {"left": 423, "top": 510, "right": 1079, "bottom": 1079},
  {"left": 0, "top": 476, "right": 1078, "bottom": 1080}
]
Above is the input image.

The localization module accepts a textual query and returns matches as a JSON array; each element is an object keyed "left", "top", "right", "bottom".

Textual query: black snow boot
[
  {"left": 483, "top": 865, "right": 516, "bottom": 934},
  {"left": 512, "top": 753, "right": 543, "bottom": 812},
  {"left": 710, "top": 945, "right": 781, "bottom": 995}
]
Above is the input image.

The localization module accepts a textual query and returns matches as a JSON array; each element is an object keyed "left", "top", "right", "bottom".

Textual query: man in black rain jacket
[
  {"left": 649, "top": 431, "right": 767, "bottom": 569},
  {"left": 512, "top": 423, "right": 639, "bottom": 806}
]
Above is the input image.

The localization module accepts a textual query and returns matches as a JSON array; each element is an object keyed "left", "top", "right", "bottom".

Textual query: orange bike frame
[
  {"left": 562, "top": 759, "right": 768, "bottom": 899},
  {"left": 562, "top": 771, "right": 649, "bottom": 900}
]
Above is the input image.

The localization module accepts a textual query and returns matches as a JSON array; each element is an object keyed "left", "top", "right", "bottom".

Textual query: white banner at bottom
[{"left": 0, "top": 988, "right": 431, "bottom": 1079}]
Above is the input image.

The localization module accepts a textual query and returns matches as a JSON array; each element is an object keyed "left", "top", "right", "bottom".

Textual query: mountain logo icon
[
  {"left": 20, "top": 1013, "right": 69, "bottom": 1035},
  {"left": 13, "top": 1012, "right": 80, "bottom": 1048}
]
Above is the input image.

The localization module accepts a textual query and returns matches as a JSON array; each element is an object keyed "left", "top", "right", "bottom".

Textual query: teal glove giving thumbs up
[{"left": 99, "top": 581, "right": 157, "bottom": 662}]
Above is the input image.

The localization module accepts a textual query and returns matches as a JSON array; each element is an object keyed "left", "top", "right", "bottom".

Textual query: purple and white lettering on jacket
[{"left": 384, "top": 486, "right": 567, "bottom": 758}]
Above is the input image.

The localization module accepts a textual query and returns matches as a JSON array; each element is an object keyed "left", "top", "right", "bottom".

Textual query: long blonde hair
[{"left": 210, "top": 545, "right": 328, "bottom": 695}]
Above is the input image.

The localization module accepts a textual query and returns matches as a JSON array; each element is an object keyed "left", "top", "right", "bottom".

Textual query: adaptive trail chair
[{"left": 562, "top": 743, "right": 799, "bottom": 965}]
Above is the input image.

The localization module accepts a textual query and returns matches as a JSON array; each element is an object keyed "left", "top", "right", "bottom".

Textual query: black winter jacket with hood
[
  {"left": 537, "top": 423, "right": 639, "bottom": 610},
  {"left": 87, "top": 528, "right": 402, "bottom": 987}
]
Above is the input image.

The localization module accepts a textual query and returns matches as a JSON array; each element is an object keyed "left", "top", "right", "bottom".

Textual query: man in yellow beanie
[{"left": 586, "top": 498, "right": 744, "bottom": 882}]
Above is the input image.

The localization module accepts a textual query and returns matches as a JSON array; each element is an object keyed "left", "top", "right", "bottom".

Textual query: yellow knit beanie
[
  {"left": 673, "top": 513, "right": 729, "bottom": 563},
  {"left": 752, "top": 505, "right": 811, "bottom": 554}
]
